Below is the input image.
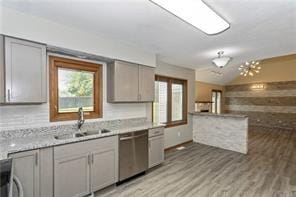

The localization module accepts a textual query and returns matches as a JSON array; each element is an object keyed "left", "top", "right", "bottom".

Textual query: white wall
[
  {"left": 0, "top": 55, "right": 146, "bottom": 130},
  {"left": 147, "top": 61, "right": 195, "bottom": 149},
  {"left": 0, "top": 6, "right": 156, "bottom": 67}
]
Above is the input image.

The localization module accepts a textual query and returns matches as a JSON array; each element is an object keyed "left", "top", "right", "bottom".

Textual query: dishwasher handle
[{"left": 120, "top": 133, "right": 147, "bottom": 141}]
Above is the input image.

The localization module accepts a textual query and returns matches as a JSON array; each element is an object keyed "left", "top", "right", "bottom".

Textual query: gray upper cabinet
[
  {"left": 1, "top": 36, "right": 46, "bottom": 103},
  {"left": 11, "top": 150, "right": 40, "bottom": 197},
  {"left": 107, "top": 60, "right": 155, "bottom": 103},
  {"left": 108, "top": 60, "right": 139, "bottom": 102},
  {"left": 139, "top": 65, "right": 155, "bottom": 102}
]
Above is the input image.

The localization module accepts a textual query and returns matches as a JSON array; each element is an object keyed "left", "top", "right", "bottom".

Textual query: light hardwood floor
[{"left": 95, "top": 127, "right": 296, "bottom": 197}]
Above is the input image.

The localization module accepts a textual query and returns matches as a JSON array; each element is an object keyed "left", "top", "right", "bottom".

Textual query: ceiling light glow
[
  {"left": 150, "top": 0, "right": 230, "bottom": 35},
  {"left": 238, "top": 60, "right": 261, "bottom": 77},
  {"left": 212, "top": 51, "right": 232, "bottom": 68}
]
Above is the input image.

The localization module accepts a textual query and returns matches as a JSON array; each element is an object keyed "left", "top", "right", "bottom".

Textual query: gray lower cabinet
[
  {"left": 1, "top": 36, "right": 47, "bottom": 103},
  {"left": 10, "top": 148, "right": 54, "bottom": 197},
  {"left": 54, "top": 153, "right": 91, "bottom": 197},
  {"left": 107, "top": 60, "right": 155, "bottom": 102},
  {"left": 148, "top": 128, "right": 165, "bottom": 168},
  {"left": 54, "top": 136, "right": 118, "bottom": 197},
  {"left": 91, "top": 149, "right": 117, "bottom": 191},
  {"left": 11, "top": 149, "right": 40, "bottom": 197}
]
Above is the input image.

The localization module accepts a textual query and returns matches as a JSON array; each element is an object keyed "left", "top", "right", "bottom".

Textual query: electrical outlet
[{"left": 178, "top": 132, "right": 181, "bottom": 137}]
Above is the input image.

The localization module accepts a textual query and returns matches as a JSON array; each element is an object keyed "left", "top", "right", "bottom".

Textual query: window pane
[
  {"left": 172, "top": 83, "right": 183, "bottom": 121},
  {"left": 153, "top": 81, "right": 168, "bottom": 123},
  {"left": 58, "top": 68, "right": 94, "bottom": 113},
  {"left": 211, "top": 92, "right": 216, "bottom": 113},
  {"left": 217, "top": 92, "right": 221, "bottom": 114}
]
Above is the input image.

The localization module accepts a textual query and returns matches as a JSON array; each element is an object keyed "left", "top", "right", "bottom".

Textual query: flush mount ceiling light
[
  {"left": 212, "top": 51, "right": 232, "bottom": 68},
  {"left": 149, "top": 0, "right": 230, "bottom": 35},
  {"left": 238, "top": 60, "right": 261, "bottom": 77}
]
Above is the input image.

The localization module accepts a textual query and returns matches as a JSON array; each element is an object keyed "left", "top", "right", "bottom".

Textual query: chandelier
[
  {"left": 238, "top": 61, "right": 261, "bottom": 77},
  {"left": 212, "top": 51, "right": 232, "bottom": 68}
]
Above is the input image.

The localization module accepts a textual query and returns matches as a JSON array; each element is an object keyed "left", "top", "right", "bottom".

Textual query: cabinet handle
[
  {"left": 91, "top": 154, "right": 94, "bottom": 164},
  {"left": 7, "top": 89, "right": 11, "bottom": 102},
  {"left": 35, "top": 152, "right": 38, "bottom": 166},
  {"left": 88, "top": 155, "right": 91, "bottom": 165}
]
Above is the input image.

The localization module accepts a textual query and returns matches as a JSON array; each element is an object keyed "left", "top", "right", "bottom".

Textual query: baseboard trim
[{"left": 165, "top": 140, "right": 193, "bottom": 152}]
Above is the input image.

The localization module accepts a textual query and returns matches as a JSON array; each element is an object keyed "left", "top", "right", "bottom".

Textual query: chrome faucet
[{"left": 77, "top": 107, "right": 85, "bottom": 130}]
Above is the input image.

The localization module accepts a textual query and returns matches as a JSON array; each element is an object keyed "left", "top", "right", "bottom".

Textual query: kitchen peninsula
[{"left": 191, "top": 112, "right": 248, "bottom": 154}]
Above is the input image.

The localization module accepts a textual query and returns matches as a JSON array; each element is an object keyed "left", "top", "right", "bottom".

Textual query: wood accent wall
[{"left": 225, "top": 81, "right": 296, "bottom": 130}]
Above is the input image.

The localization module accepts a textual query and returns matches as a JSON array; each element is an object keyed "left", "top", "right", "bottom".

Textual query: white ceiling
[{"left": 1, "top": 0, "right": 296, "bottom": 84}]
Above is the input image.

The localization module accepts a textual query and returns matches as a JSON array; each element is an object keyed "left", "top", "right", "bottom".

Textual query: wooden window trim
[
  {"left": 154, "top": 75, "right": 188, "bottom": 128},
  {"left": 49, "top": 56, "right": 103, "bottom": 122}
]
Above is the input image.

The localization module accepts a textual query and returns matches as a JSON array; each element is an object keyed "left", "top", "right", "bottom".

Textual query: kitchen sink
[
  {"left": 83, "top": 130, "right": 100, "bottom": 136},
  {"left": 54, "top": 129, "right": 111, "bottom": 140},
  {"left": 54, "top": 133, "right": 85, "bottom": 140},
  {"left": 101, "top": 129, "right": 111, "bottom": 134}
]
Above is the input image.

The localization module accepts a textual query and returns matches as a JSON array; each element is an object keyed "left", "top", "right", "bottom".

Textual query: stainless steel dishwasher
[{"left": 119, "top": 130, "right": 148, "bottom": 182}]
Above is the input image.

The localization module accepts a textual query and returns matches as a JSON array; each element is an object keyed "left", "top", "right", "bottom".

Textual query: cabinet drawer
[
  {"left": 54, "top": 136, "right": 117, "bottom": 159},
  {"left": 149, "top": 127, "right": 164, "bottom": 137}
]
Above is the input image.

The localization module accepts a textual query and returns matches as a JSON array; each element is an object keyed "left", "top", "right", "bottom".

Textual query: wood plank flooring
[{"left": 95, "top": 127, "right": 296, "bottom": 197}]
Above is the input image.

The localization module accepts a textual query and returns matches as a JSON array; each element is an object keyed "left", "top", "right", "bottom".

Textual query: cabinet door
[
  {"left": 40, "top": 148, "right": 54, "bottom": 197},
  {"left": 149, "top": 135, "right": 164, "bottom": 168},
  {"left": 112, "top": 61, "right": 139, "bottom": 102},
  {"left": 91, "top": 149, "right": 116, "bottom": 192},
  {"left": 4, "top": 37, "right": 46, "bottom": 103},
  {"left": 0, "top": 35, "right": 4, "bottom": 103},
  {"left": 11, "top": 150, "right": 40, "bottom": 197},
  {"left": 54, "top": 153, "right": 90, "bottom": 197},
  {"left": 139, "top": 66, "right": 155, "bottom": 102}
]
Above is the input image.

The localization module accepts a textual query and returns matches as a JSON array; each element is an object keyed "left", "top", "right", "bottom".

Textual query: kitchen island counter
[{"left": 191, "top": 112, "right": 248, "bottom": 154}]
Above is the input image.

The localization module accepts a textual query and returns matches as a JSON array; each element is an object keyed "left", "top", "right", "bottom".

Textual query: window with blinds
[{"left": 153, "top": 75, "right": 187, "bottom": 127}]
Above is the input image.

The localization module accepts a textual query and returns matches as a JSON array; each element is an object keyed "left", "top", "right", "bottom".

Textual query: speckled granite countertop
[
  {"left": 0, "top": 118, "right": 164, "bottom": 160},
  {"left": 190, "top": 112, "right": 248, "bottom": 119}
]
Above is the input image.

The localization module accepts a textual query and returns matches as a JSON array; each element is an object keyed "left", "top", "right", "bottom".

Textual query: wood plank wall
[{"left": 225, "top": 81, "right": 296, "bottom": 130}]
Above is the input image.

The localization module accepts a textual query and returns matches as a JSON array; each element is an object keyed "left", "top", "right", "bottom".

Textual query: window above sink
[{"left": 49, "top": 56, "right": 103, "bottom": 122}]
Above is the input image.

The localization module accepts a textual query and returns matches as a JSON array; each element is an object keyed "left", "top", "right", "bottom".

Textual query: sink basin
[
  {"left": 83, "top": 129, "right": 111, "bottom": 136},
  {"left": 83, "top": 130, "right": 100, "bottom": 136},
  {"left": 101, "top": 129, "right": 111, "bottom": 134},
  {"left": 54, "top": 133, "right": 85, "bottom": 140},
  {"left": 54, "top": 129, "right": 111, "bottom": 140}
]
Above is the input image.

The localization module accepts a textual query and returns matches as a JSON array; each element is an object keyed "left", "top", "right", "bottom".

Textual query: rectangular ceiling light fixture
[{"left": 150, "top": 0, "right": 230, "bottom": 35}]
